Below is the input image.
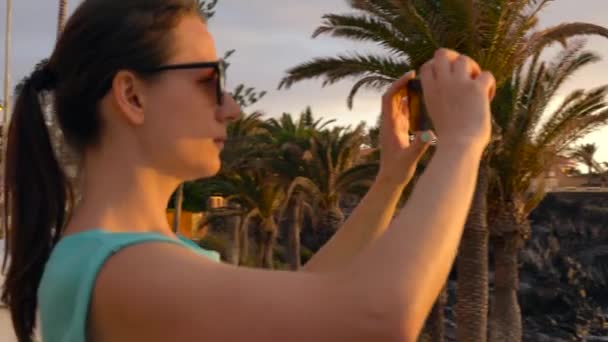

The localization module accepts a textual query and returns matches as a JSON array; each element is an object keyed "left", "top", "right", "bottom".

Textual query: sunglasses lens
[{"left": 218, "top": 63, "right": 226, "bottom": 105}]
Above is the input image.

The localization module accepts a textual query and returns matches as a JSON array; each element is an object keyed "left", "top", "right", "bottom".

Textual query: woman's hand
[
  {"left": 420, "top": 49, "right": 496, "bottom": 151},
  {"left": 377, "top": 71, "right": 433, "bottom": 187}
]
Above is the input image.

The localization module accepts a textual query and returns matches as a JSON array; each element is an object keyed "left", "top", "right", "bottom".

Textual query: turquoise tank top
[{"left": 37, "top": 229, "right": 221, "bottom": 342}]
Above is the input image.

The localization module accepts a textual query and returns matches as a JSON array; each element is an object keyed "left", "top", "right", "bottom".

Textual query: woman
[{"left": 2, "top": 0, "right": 495, "bottom": 341}]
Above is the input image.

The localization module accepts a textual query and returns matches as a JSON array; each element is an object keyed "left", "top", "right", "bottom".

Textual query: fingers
[
  {"left": 476, "top": 71, "right": 497, "bottom": 100},
  {"left": 383, "top": 70, "right": 416, "bottom": 99},
  {"left": 382, "top": 71, "right": 416, "bottom": 131},
  {"left": 433, "top": 49, "right": 459, "bottom": 80},
  {"left": 453, "top": 54, "right": 481, "bottom": 80},
  {"left": 399, "top": 96, "right": 411, "bottom": 124},
  {"left": 420, "top": 61, "right": 435, "bottom": 98}
]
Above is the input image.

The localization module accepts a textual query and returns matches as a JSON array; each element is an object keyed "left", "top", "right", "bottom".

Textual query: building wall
[{"left": 166, "top": 210, "right": 207, "bottom": 239}]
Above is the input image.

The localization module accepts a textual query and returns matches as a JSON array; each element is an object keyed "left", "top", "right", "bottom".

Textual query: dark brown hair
[{"left": 2, "top": 0, "right": 200, "bottom": 340}]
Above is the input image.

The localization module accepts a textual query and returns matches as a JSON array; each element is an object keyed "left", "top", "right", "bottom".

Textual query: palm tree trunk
[
  {"left": 227, "top": 215, "right": 241, "bottom": 265},
  {"left": 57, "top": 0, "right": 68, "bottom": 37},
  {"left": 489, "top": 231, "right": 523, "bottom": 342},
  {"left": 255, "top": 218, "right": 277, "bottom": 269},
  {"left": 262, "top": 229, "right": 277, "bottom": 269},
  {"left": 318, "top": 205, "right": 344, "bottom": 248},
  {"left": 456, "top": 163, "right": 489, "bottom": 342},
  {"left": 239, "top": 219, "right": 250, "bottom": 265},
  {"left": 287, "top": 194, "right": 303, "bottom": 270}
]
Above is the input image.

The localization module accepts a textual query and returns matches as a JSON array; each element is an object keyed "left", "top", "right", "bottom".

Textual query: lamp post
[
  {"left": 1, "top": 0, "right": 13, "bottom": 230},
  {"left": 3, "top": 0, "right": 11, "bottom": 121}
]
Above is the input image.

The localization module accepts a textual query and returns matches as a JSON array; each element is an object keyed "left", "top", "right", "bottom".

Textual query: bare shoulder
[{"left": 88, "top": 241, "right": 398, "bottom": 342}]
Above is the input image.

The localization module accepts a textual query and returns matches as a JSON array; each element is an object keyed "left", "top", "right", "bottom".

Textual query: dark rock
[{"left": 519, "top": 193, "right": 608, "bottom": 340}]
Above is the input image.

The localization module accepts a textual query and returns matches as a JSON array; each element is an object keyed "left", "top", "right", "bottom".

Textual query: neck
[{"left": 66, "top": 143, "right": 181, "bottom": 237}]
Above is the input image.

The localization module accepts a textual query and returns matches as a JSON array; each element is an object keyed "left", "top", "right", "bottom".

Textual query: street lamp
[{"left": 1, "top": 0, "right": 13, "bottom": 233}]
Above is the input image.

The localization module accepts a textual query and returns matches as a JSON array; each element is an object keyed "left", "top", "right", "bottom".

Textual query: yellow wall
[{"left": 166, "top": 210, "right": 206, "bottom": 239}]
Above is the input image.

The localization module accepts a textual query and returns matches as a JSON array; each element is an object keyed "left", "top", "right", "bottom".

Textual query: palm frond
[
  {"left": 543, "top": 41, "right": 601, "bottom": 96},
  {"left": 313, "top": 13, "right": 410, "bottom": 56},
  {"left": 347, "top": 75, "right": 394, "bottom": 109},
  {"left": 278, "top": 54, "right": 410, "bottom": 90},
  {"left": 388, "top": 0, "right": 440, "bottom": 48},
  {"left": 536, "top": 86, "right": 608, "bottom": 150},
  {"left": 336, "top": 162, "right": 380, "bottom": 193},
  {"left": 524, "top": 22, "right": 608, "bottom": 57},
  {"left": 282, "top": 177, "right": 323, "bottom": 217}
]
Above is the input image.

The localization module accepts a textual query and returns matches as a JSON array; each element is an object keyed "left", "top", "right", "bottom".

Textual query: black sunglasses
[{"left": 139, "top": 59, "right": 227, "bottom": 106}]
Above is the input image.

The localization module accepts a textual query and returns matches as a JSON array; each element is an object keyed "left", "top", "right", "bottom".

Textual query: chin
[{"left": 196, "top": 160, "right": 222, "bottom": 179}]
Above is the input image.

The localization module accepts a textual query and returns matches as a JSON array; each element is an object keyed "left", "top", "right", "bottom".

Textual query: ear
[{"left": 110, "top": 70, "right": 147, "bottom": 126}]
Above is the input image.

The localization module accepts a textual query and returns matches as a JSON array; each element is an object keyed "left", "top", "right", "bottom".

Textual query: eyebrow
[{"left": 148, "top": 61, "right": 221, "bottom": 71}]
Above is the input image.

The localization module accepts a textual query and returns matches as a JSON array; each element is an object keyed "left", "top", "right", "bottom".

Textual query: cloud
[{"left": 1, "top": 0, "right": 607, "bottom": 160}]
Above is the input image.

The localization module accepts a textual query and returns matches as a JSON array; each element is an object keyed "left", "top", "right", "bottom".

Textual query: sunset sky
[{"left": 2, "top": 0, "right": 607, "bottom": 163}]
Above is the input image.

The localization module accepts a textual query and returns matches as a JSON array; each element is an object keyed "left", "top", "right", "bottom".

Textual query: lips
[{"left": 214, "top": 138, "right": 226, "bottom": 150}]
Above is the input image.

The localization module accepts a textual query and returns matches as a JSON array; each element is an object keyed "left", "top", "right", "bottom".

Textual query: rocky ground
[
  {"left": 430, "top": 192, "right": 608, "bottom": 341},
  {"left": 519, "top": 193, "right": 608, "bottom": 341}
]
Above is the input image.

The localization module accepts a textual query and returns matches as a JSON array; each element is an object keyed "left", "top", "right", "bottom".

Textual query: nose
[{"left": 217, "top": 93, "right": 242, "bottom": 123}]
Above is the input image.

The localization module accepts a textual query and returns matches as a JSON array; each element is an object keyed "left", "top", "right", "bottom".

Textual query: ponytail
[{"left": 2, "top": 61, "right": 72, "bottom": 342}]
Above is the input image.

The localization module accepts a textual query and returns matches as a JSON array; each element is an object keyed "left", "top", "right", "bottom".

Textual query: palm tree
[
  {"left": 263, "top": 109, "right": 334, "bottom": 270},
  {"left": 570, "top": 143, "right": 602, "bottom": 184},
  {"left": 257, "top": 111, "right": 375, "bottom": 266},
  {"left": 57, "top": 0, "right": 68, "bottom": 37},
  {"left": 278, "top": 2, "right": 608, "bottom": 340},
  {"left": 294, "top": 124, "right": 375, "bottom": 248},
  {"left": 488, "top": 42, "right": 608, "bottom": 341},
  {"left": 219, "top": 112, "right": 267, "bottom": 173},
  {"left": 201, "top": 170, "right": 286, "bottom": 268},
  {"left": 191, "top": 112, "right": 267, "bottom": 261}
]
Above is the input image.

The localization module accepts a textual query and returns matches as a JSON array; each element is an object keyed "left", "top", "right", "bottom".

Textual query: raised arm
[
  {"left": 303, "top": 71, "right": 434, "bottom": 273},
  {"left": 93, "top": 49, "right": 495, "bottom": 342}
]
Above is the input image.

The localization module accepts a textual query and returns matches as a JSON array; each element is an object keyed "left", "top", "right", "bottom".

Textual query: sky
[{"left": 1, "top": 0, "right": 608, "bottom": 163}]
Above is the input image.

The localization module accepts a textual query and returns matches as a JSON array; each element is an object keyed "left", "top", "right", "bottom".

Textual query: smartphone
[{"left": 406, "top": 79, "right": 433, "bottom": 133}]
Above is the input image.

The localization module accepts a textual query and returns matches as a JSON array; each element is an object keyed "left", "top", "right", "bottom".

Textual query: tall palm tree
[
  {"left": 488, "top": 42, "right": 608, "bottom": 341},
  {"left": 201, "top": 170, "right": 286, "bottom": 268},
  {"left": 263, "top": 109, "right": 334, "bottom": 270},
  {"left": 260, "top": 112, "right": 376, "bottom": 262},
  {"left": 57, "top": 0, "right": 68, "bottom": 37},
  {"left": 219, "top": 112, "right": 267, "bottom": 173},
  {"left": 294, "top": 124, "right": 374, "bottom": 248},
  {"left": 570, "top": 143, "right": 602, "bottom": 184},
  {"left": 278, "top": 2, "right": 608, "bottom": 340},
  {"left": 190, "top": 111, "right": 266, "bottom": 258}
]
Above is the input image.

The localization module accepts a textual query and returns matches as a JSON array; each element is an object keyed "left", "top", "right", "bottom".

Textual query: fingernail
[
  {"left": 420, "top": 131, "right": 432, "bottom": 143},
  {"left": 402, "top": 97, "right": 408, "bottom": 104}
]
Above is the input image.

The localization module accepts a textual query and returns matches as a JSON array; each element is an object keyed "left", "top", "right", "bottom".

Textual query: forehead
[{"left": 168, "top": 14, "right": 217, "bottom": 63}]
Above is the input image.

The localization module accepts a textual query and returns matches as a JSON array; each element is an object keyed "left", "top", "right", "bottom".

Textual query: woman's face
[{"left": 132, "top": 14, "right": 241, "bottom": 181}]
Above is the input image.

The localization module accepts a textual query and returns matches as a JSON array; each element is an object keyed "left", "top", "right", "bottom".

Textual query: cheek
[
  {"left": 140, "top": 112, "right": 222, "bottom": 178},
  {"left": 154, "top": 84, "right": 218, "bottom": 137}
]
